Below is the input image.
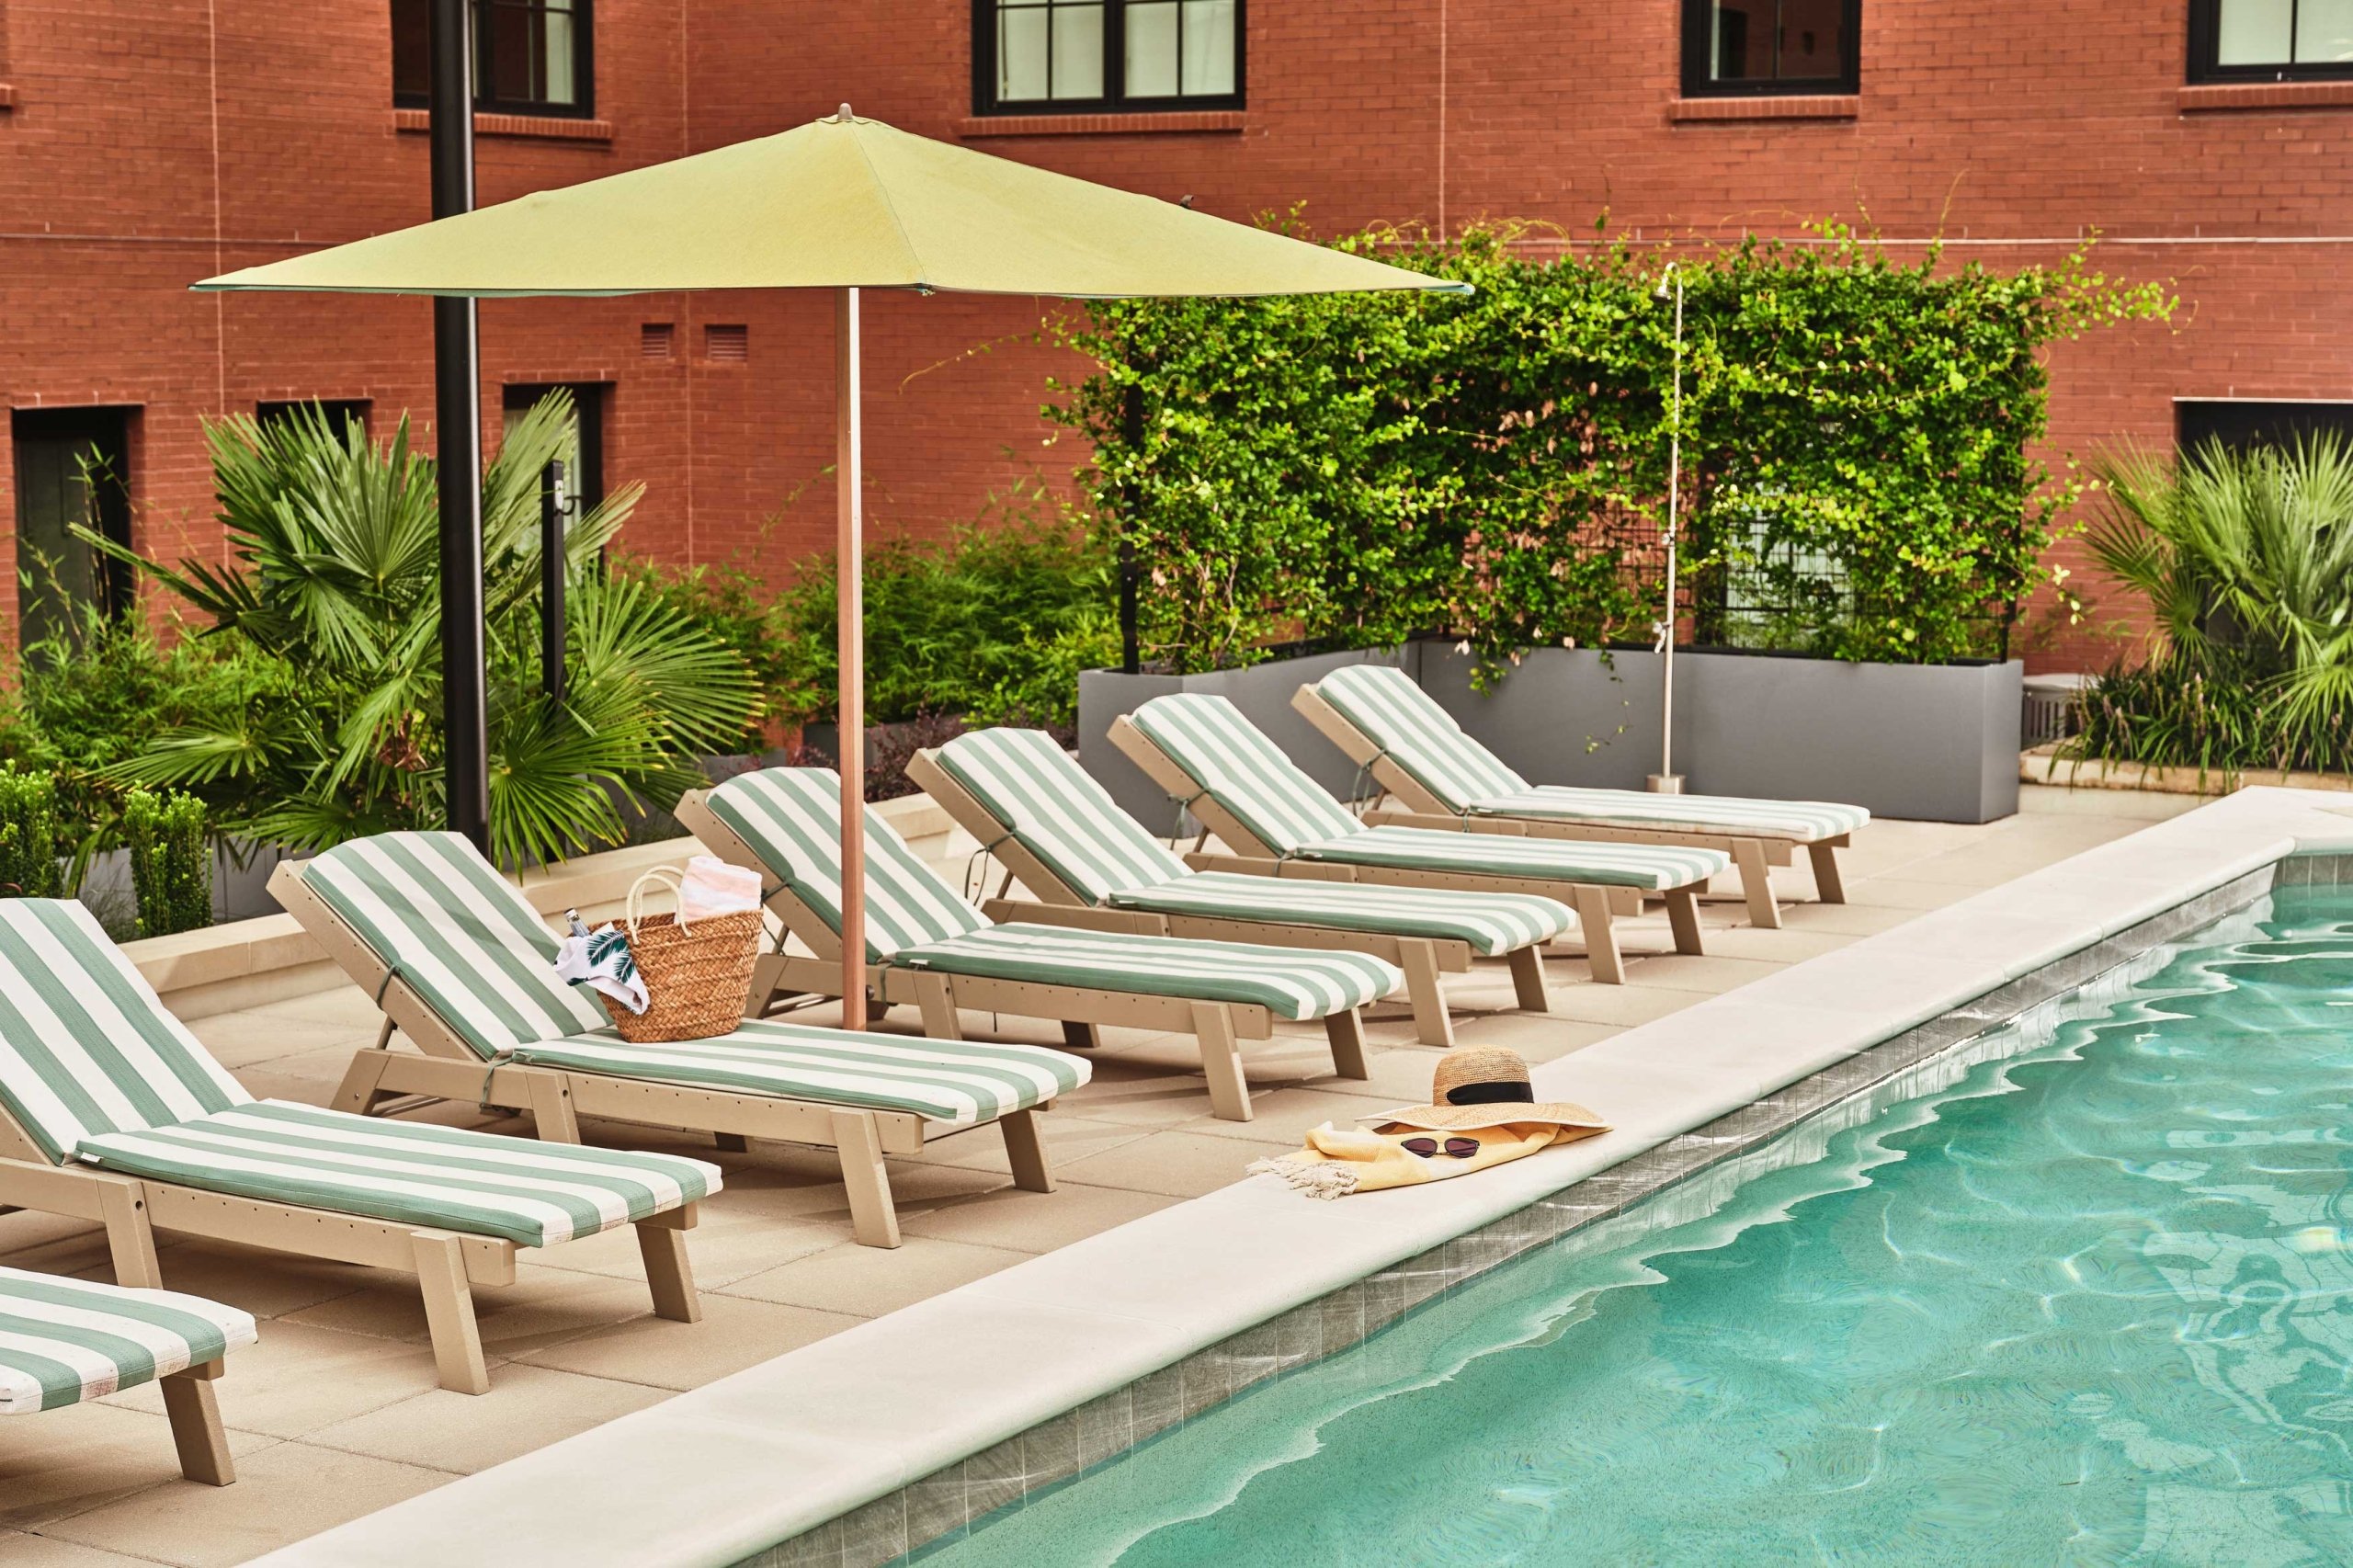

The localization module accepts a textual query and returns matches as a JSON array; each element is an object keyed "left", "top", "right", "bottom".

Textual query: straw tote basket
[{"left": 610, "top": 866, "right": 763, "bottom": 1043}]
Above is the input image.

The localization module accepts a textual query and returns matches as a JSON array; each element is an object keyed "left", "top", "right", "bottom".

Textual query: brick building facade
[{"left": 1, "top": 1, "right": 2347, "bottom": 671}]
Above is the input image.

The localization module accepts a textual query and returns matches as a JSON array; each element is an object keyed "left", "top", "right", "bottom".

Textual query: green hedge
[
  {"left": 0, "top": 766, "right": 61, "bottom": 898},
  {"left": 1051, "top": 222, "right": 2172, "bottom": 675},
  {"left": 124, "top": 788, "right": 212, "bottom": 937}
]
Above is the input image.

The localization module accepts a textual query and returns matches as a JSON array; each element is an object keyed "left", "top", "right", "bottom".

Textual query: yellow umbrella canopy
[
  {"left": 196, "top": 108, "right": 1467, "bottom": 1025},
  {"left": 196, "top": 108, "right": 1464, "bottom": 301}
]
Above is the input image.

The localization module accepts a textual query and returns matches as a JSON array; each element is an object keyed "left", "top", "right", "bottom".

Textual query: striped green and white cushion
[
  {"left": 1316, "top": 663, "right": 1526, "bottom": 811},
  {"left": 895, "top": 924, "right": 1400, "bottom": 1022},
  {"left": 1107, "top": 874, "right": 1571, "bottom": 958},
  {"left": 1315, "top": 664, "right": 1869, "bottom": 841},
  {"left": 301, "top": 833, "right": 611, "bottom": 1061},
  {"left": 0, "top": 1267, "right": 256, "bottom": 1415},
  {"left": 1464, "top": 787, "right": 1870, "bottom": 842},
  {"left": 74, "top": 1100, "right": 719, "bottom": 1250},
  {"left": 703, "top": 768, "right": 989, "bottom": 960},
  {"left": 513, "top": 1018, "right": 1087, "bottom": 1130},
  {"left": 1298, "top": 826, "right": 1730, "bottom": 892},
  {"left": 1127, "top": 694, "right": 1364, "bottom": 856},
  {"left": 932, "top": 728, "right": 1191, "bottom": 904},
  {"left": 0, "top": 900, "right": 252, "bottom": 1165}
]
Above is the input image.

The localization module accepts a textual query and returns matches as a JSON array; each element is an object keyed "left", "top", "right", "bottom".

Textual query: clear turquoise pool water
[{"left": 918, "top": 889, "right": 2353, "bottom": 1567}]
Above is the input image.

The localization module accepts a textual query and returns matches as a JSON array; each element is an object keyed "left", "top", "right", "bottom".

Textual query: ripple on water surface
[{"left": 915, "top": 890, "right": 2353, "bottom": 1568}]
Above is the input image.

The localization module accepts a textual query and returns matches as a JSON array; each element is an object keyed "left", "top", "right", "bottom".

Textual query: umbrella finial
[{"left": 835, "top": 103, "right": 855, "bottom": 123}]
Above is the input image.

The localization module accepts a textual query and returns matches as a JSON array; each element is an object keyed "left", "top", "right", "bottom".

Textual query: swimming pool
[{"left": 914, "top": 886, "right": 2353, "bottom": 1566}]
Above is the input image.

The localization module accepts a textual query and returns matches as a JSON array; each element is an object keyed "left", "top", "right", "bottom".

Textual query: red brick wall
[{"left": 3, "top": 1, "right": 2347, "bottom": 670}]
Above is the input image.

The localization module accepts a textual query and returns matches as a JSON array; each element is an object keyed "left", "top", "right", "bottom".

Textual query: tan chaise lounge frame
[
  {"left": 904, "top": 748, "right": 1543, "bottom": 1049},
  {"left": 0, "top": 1107, "right": 699, "bottom": 1398},
  {"left": 1108, "top": 714, "right": 1707, "bottom": 985},
  {"left": 0, "top": 1182, "right": 238, "bottom": 1483},
  {"left": 1291, "top": 683, "right": 1848, "bottom": 931},
  {"left": 268, "top": 860, "right": 1058, "bottom": 1251},
  {"left": 675, "top": 791, "right": 1370, "bottom": 1124}
]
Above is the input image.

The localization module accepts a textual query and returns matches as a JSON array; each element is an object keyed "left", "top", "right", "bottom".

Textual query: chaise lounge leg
[
  {"left": 1324, "top": 1009, "right": 1370, "bottom": 1082},
  {"left": 1732, "top": 839, "right": 1782, "bottom": 929},
  {"left": 1571, "top": 886, "right": 1625, "bottom": 985},
  {"left": 834, "top": 1108, "right": 903, "bottom": 1249},
  {"left": 1808, "top": 840, "right": 1848, "bottom": 904},
  {"left": 913, "top": 972, "right": 963, "bottom": 1040},
  {"left": 1192, "top": 1003, "right": 1253, "bottom": 1123},
  {"left": 1061, "top": 1020, "right": 1103, "bottom": 1051},
  {"left": 523, "top": 1074, "right": 582, "bottom": 1143},
  {"left": 1001, "top": 1108, "right": 1055, "bottom": 1194},
  {"left": 97, "top": 1179, "right": 164, "bottom": 1290},
  {"left": 1665, "top": 887, "right": 1706, "bottom": 956},
  {"left": 160, "top": 1362, "right": 235, "bottom": 1486},
  {"left": 412, "top": 1231, "right": 492, "bottom": 1395},
  {"left": 635, "top": 1210, "right": 703, "bottom": 1324},
  {"left": 1397, "top": 938, "right": 1455, "bottom": 1048},
  {"left": 330, "top": 1048, "right": 397, "bottom": 1118},
  {"left": 1506, "top": 946, "right": 1551, "bottom": 1012},
  {"left": 712, "top": 1132, "right": 751, "bottom": 1153}
]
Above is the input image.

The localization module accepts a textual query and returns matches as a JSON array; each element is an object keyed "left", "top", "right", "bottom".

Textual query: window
[
  {"left": 2190, "top": 0, "right": 2353, "bottom": 80},
  {"left": 1680, "top": 0, "right": 1859, "bottom": 97},
  {"left": 2177, "top": 399, "right": 2353, "bottom": 452},
  {"left": 392, "top": 0, "right": 593, "bottom": 118},
  {"left": 11, "top": 408, "right": 132, "bottom": 654},
  {"left": 256, "top": 399, "right": 370, "bottom": 437},
  {"left": 973, "top": 0, "right": 1243, "bottom": 114},
  {"left": 501, "top": 383, "right": 606, "bottom": 521}
]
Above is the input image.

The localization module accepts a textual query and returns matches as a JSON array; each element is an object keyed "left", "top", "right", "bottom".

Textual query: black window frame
[
  {"left": 2188, "top": 0, "right": 2353, "bottom": 82},
  {"left": 1678, "top": 0, "right": 1861, "bottom": 97},
  {"left": 392, "top": 0, "right": 596, "bottom": 119},
  {"left": 971, "top": 0, "right": 1246, "bottom": 117}
]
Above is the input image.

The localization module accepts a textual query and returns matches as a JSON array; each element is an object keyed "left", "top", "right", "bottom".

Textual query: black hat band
[{"left": 1445, "top": 1079, "right": 1536, "bottom": 1107}]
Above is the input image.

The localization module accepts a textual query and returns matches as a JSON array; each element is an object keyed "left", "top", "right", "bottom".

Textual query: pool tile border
[
  {"left": 777, "top": 861, "right": 2290, "bottom": 1567},
  {"left": 248, "top": 791, "right": 2353, "bottom": 1568}
]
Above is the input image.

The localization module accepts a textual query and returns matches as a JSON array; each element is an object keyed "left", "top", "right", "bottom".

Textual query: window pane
[
  {"left": 1126, "top": 1, "right": 1179, "bottom": 97},
  {"left": 391, "top": 0, "right": 430, "bottom": 98},
  {"left": 999, "top": 4, "right": 1050, "bottom": 100},
  {"left": 487, "top": 2, "right": 535, "bottom": 101},
  {"left": 1777, "top": 0, "right": 1843, "bottom": 79},
  {"left": 2298, "top": 0, "right": 2353, "bottom": 61},
  {"left": 2217, "top": 0, "right": 2294, "bottom": 63},
  {"left": 1708, "top": 0, "right": 1773, "bottom": 81},
  {"left": 1051, "top": 3, "right": 1104, "bottom": 98},
  {"left": 1180, "top": 0, "right": 1236, "bottom": 94},
  {"left": 542, "top": 1, "right": 577, "bottom": 105}
]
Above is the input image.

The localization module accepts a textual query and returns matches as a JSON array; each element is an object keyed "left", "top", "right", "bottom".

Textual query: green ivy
[
  {"left": 124, "top": 788, "right": 211, "bottom": 937},
  {"left": 1051, "top": 221, "right": 2172, "bottom": 675}
]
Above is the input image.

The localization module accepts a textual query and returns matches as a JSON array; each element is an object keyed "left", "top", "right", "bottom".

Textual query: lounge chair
[
  {"left": 675, "top": 768, "right": 1404, "bottom": 1123},
  {"left": 906, "top": 727, "right": 1574, "bottom": 1048},
  {"left": 0, "top": 897, "right": 717, "bottom": 1395},
  {"left": 271, "top": 832, "right": 1089, "bottom": 1251},
  {"left": 2, "top": 1265, "right": 256, "bottom": 1484},
  {"left": 1294, "top": 663, "right": 1869, "bottom": 928},
  {"left": 1108, "top": 694, "right": 1730, "bottom": 984}
]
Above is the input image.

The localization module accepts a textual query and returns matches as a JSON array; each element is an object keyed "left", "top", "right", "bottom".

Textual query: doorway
[{"left": 11, "top": 407, "right": 133, "bottom": 656}]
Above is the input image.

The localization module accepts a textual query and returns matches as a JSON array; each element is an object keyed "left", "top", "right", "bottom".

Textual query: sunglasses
[{"left": 1401, "top": 1135, "right": 1481, "bottom": 1160}]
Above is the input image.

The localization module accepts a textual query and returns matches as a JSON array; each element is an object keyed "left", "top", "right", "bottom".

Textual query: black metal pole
[
  {"left": 429, "top": 0, "right": 489, "bottom": 852},
  {"left": 541, "top": 459, "right": 567, "bottom": 703}
]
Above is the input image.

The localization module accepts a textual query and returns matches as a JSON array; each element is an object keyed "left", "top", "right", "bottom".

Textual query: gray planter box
[
  {"left": 75, "top": 836, "right": 298, "bottom": 934},
  {"left": 1081, "top": 641, "right": 2022, "bottom": 827}
]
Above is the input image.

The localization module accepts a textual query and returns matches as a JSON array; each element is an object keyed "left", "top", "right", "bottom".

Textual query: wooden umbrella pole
[{"left": 836, "top": 285, "right": 867, "bottom": 1028}]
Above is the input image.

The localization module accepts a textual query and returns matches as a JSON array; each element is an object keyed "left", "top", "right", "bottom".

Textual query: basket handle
[{"left": 627, "top": 865, "right": 689, "bottom": 941}]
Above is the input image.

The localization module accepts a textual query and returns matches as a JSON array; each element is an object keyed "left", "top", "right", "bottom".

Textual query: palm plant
[
  {"left": 2068, "top": 433, "right": 2353, "bottom": 776},
  {"left": 85, "top": 395, "right": 756, "bottom": 866}
]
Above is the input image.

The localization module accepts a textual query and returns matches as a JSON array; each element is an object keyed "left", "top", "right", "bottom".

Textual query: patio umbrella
[{"left": 194, "top": 106, "right": 1466, "bottom": 1027}]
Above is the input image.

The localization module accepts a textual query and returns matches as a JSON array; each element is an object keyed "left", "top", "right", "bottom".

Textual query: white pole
[
  {"left": 1651, "top": 270, "right": 1686, "bottom": 795},
  {"left": 836, "top": 283, "right": 867, "bottom": 1027}
]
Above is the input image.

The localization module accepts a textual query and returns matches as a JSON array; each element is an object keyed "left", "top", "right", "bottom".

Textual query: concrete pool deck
[{"left": 0, "top": 786, "right": 2203, "bottom": 1566}]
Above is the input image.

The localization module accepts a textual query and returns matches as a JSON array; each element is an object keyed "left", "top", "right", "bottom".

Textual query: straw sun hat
[{"left": 1365, "top": 1045, "right": 1608, "bottom": 1134}]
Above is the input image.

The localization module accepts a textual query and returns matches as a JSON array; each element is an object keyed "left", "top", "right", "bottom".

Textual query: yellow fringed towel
[{"left": 1249, "top": 1120, "right": 1592, "bottom": 1199}]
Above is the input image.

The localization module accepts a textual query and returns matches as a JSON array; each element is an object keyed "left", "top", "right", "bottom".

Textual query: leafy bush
[
  {"left": 124, "top": 788, "right": 211, "bottom": 937},
  {"left": 2060, "top": 433, "right": 2353, "bottom": 778},
  {"left": 1052, "top": 221, "right": 2172, "bottom": 675},
  {"left": 84, "top": 396, "right": 759, "bottom": 867},
  {"left": 0, "top": 766, "right": 62, "bottom": 897}
]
